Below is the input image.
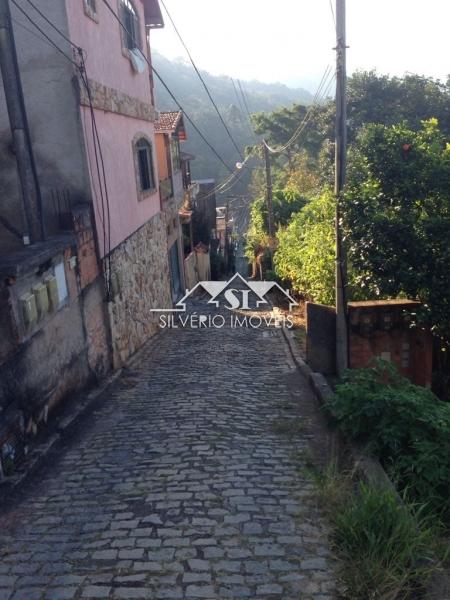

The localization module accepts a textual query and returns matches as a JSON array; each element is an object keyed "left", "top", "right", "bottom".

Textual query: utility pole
[
  {"left": 334, "top": 0, "right": 348, "bottom": 375},
  {"left": 0, "top": 0, "right": 44, "bottom": 244},
  {"left": 262, "top": 140, "right": 274, "bottom": 267}
]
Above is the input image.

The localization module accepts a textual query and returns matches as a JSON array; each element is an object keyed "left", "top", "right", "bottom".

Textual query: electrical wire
[
  {"left": 329, "top": 0, "right": 336, "bottom": 27},
  {"left": 159, "top": 0, "right": 244, "bottom": 161},
  {"left": 263, "top": 65, "right": 335, "bottom": 154},
  {"left": 264, "top": 65, "right": 332, "bottom": 153},
  {"left": 11, "top": 0, "right": 113, "bottom": 294},
  {"left": 230, "top": 77, "right": 257, "bottom": 140},
  {"left": 237, "top": 79, "right": 256, "bottom": 134},
  {"left": 100, "top": 0, "right": 236, "bottom": 176},
  {"left": 78, "top": 55, "right": 113, "bottom": 293},
  {"left": 16, "top": 0, "right": 237, "bottom": 182},
  {"left": 11, "top": 16, "right": 66, "bottom": 53},
  {"left": 196, "top": 154, "right": 256, "bottom": 202},
  {"left": 22, "top": 0, "right": 81, "bottom": 52},
  {"left": 10, "top": 0, "right": 79, "bottom": 66}
]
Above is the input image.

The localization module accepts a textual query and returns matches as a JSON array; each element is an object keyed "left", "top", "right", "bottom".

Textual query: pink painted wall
[{"left": 66, "top": 0, "right": 160, "bottom": 256}]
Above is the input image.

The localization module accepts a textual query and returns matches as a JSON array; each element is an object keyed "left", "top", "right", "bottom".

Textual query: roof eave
[{"left": 142, "top": 0, "right": 164, "bottom": 28}]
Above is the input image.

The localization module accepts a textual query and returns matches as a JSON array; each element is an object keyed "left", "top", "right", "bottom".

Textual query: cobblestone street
[{"left": 0, "top": 305, "right": 337, "bottom": 599}]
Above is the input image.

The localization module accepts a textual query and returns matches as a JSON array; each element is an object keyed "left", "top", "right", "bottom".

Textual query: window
[
  {"left": 136, "top": 138, "right": 155, "bottom": 192},
  {"left": 83, "top": 0, "right": 98, "bottom": 21},
  {"left": 120, "top": 0, "right": 140, "bottom": 50}
]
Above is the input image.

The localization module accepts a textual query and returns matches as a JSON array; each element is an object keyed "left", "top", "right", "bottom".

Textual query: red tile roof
[{"left": 154, "top": 111, "right": 183, "bottom": 133}]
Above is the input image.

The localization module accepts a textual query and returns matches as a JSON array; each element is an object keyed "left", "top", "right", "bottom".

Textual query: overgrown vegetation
[
  {"left": 315, "top": 467, "right": 441, "bottom": 600},
  {"left": 326, "top": 360, "right": 450, "bottom": 520},
  {"left": 274, "top": 191, "right": 336, "bottom": 304}
]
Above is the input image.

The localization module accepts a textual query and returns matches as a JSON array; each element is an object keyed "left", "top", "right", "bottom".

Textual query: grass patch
[{"left": 313, "top": 464, "right": 446, "bottom": 599}]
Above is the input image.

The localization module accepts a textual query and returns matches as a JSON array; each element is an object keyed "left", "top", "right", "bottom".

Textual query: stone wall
[
  {"left": 78, "top": 77, "right": 158, "bottom": 123},
  {"left": 108, "top": 212, "right": 172, "bottom": 367}
]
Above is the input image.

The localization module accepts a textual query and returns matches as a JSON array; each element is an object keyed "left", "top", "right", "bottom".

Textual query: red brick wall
[{"left": 348, "top": 301, "right": 433, "bottom": 388}]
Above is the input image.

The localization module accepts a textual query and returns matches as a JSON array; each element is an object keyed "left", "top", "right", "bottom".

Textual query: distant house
[
  {"left": 154, "top": 111, "right": 208, "bottom": 294},
  {"left": 193, "top": 179, "right": 218, "bottom": 245},
  {"left": 0, "top": 0, "right": 171, "bottom": 471}
]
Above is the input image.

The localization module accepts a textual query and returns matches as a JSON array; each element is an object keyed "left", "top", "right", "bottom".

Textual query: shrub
[
  {"left": 326, "top": 360, "right": 450, "bottom": 516},
  {"left": 274, "top": 191, "right": 336, "bottom": 304}
]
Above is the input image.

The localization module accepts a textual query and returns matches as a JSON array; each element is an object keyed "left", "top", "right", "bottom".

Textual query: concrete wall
[
  {"left": 0, "top": 206, "right": 111, "bottom": 435},
  {"left": 0, "top": 1, "right": 91, "bottom": 253},
  {"left": 107, "top": 211, "right": 172, "bottom": 367},
  {"left": 306, "top": 302, "right": 336, "bottom": 375}
]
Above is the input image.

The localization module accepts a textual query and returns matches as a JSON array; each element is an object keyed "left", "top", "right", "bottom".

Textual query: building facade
[{"left": 0, "top": 0, "right": 171, "bottom": 472}]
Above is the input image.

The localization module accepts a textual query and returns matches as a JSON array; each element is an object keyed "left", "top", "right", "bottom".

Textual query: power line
[
  {"left": 159, "top": 0, "right": 244, "bottom": 161},
  {"left": 18, "top": 0, "right": 238, "bottom": 179},
  {"left": 230, "top": 77, "right": 245, "bottom": 114},
  {"left": 237, "top": 79, "right": 255, "bottom": 132},
  {"left": 10, "top": 0, "right": 113, "bottom": 293},
  {"left": 196, "top": 155, "right": 254, "bottom": 202},
  {"left": 23, "top": 0, "right": 80, "bottom": 52},
  {"left": 230, "top": 77, "right": 256, "bottom": 140},
  {"left": 10, "top": 0, "right": 79, "bottom": 66},
  {"left": 329, "top": 0, "right": 336, "bottom": 27},
  {"left": 263, "top": 66, "right": 335, "bottom": 154},
  {"left": 100, "top": 0, "right": 236, "bottom": 175}
]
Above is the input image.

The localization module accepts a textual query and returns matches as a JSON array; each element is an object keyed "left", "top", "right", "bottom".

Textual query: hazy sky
[{"left": 151, "top": 0, "right": 450, "bottom": 91}]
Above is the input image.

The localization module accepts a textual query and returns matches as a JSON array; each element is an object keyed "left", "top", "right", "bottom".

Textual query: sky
[{"left": 151, "top": 0, "right": 450, "bottom": 91}]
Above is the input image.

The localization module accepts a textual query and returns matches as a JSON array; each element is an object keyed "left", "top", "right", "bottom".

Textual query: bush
[
  {"left": 331, "top": 482, "right": 437, "bottom": 599},
  {"left": 274, "top": 191, "right": 336, "bottom": 304},
  {"left": 326, "top": 360, "right": 450, "bottom": 517}
]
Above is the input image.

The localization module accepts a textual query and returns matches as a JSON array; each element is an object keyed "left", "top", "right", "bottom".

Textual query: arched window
[
  {"left": 120, "top": 0, "right": 140, "bottom": 50},
  {"left": 135, "top": 138, "right": 155, "bottom": 192}
]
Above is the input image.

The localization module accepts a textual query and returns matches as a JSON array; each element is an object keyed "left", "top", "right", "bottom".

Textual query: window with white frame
[
  {"left": 135, "top": 138, "right": 155, "bottom": 193},
  {"left": 120, "top": 0, "right": 140, "bottom": 50}
]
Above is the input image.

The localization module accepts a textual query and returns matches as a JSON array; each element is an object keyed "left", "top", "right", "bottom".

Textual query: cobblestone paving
[{"left": 0, "top": 303, "right": 337, "bottom": 599}]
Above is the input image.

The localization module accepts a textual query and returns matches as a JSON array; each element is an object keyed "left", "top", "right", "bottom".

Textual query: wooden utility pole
[
  {"left": 335, "top": 0, "right": 348, "bottom": 375},
  {"left": 262, "top": 140, "right": 274, "bottom": 266},
  {"left": 0, "top": 0, "right": 44, "bottom": 244}
]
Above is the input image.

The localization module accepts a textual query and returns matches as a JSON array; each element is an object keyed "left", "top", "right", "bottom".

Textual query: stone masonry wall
[{"left": 108, "top": 212, "right": 172, "bottom": 367}]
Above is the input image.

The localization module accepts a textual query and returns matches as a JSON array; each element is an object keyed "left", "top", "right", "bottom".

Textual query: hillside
[{"left": 153, "top": 52, "right": 313, "bottom": 184}]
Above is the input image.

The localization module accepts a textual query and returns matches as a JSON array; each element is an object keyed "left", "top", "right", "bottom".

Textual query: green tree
[
  {"left": 274, "top": 191, "right": 336, "bottom": 304},
  {"left": 348, "top": 71, "right": 450, "bottom": 139},
  {"left": 344, "top": 119, "right": 450, "bottom": 340}
]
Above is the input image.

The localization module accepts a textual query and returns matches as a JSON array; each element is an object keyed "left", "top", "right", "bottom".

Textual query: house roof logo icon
[{"left": 151, "top": 273, "right": 298, "bottom": 312}]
